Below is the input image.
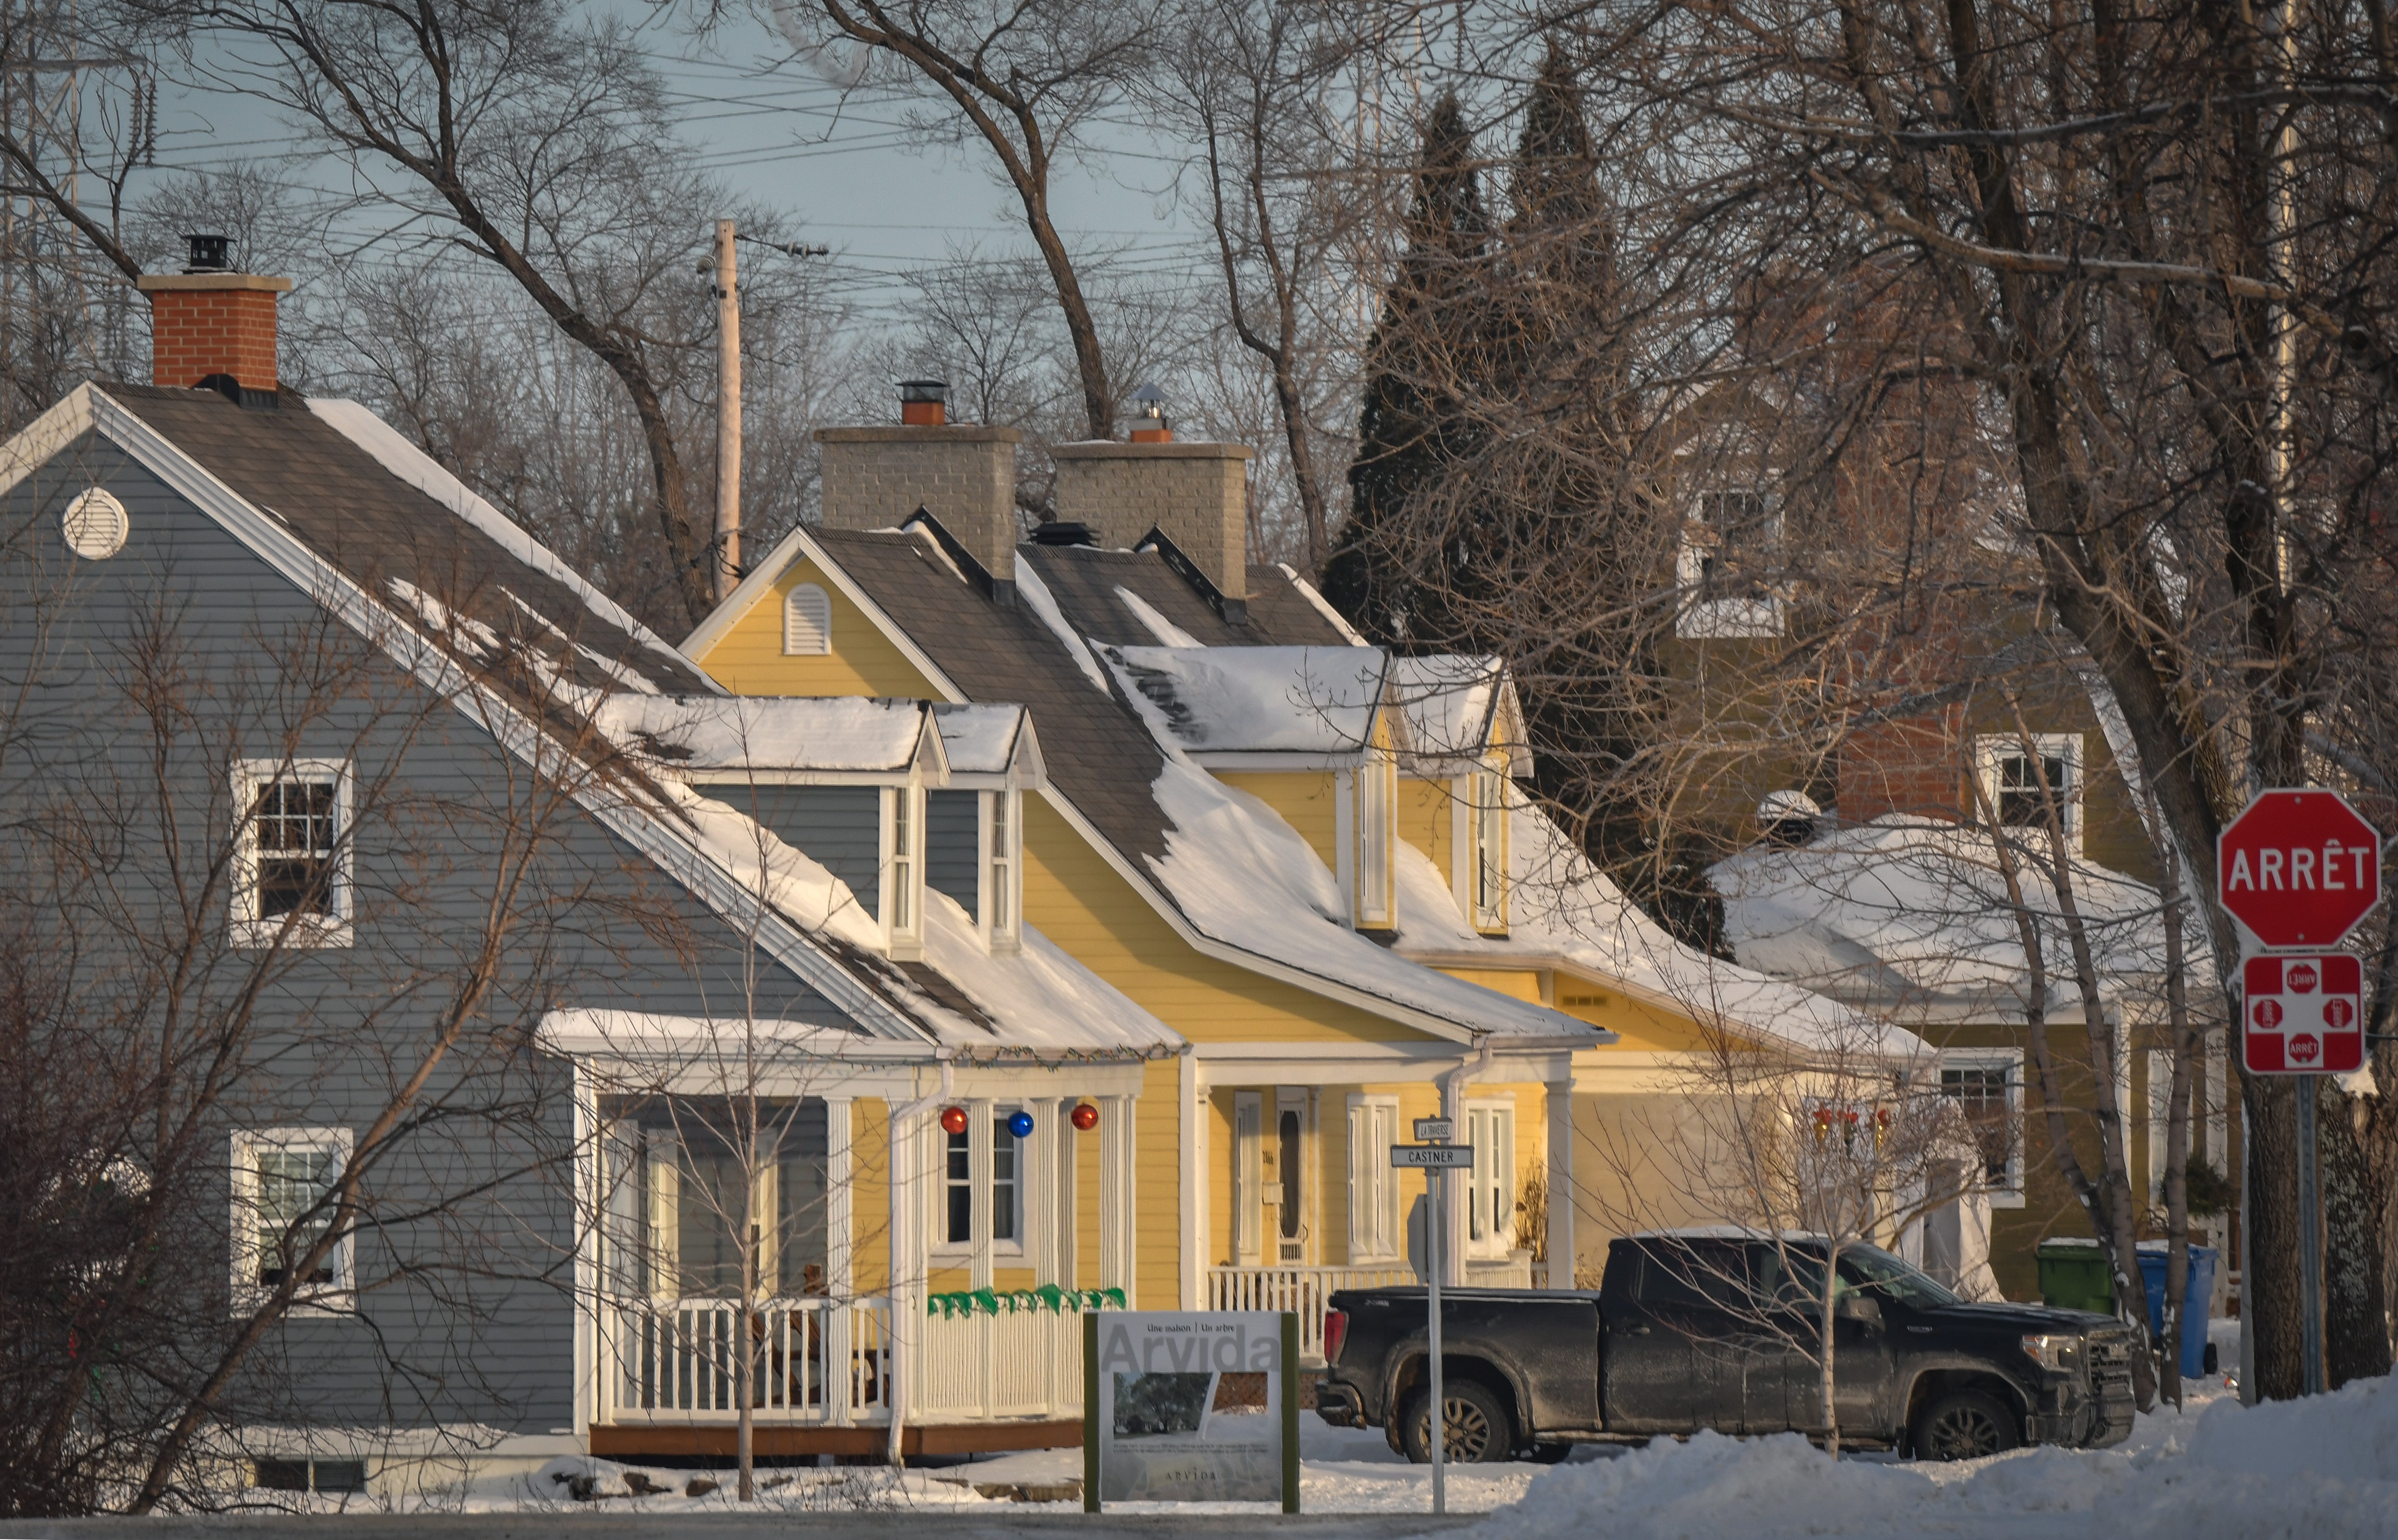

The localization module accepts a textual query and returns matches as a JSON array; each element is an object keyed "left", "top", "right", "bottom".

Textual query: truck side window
[{"left": 1635, "top": 1243, "right": 1747, "bottom": 1312}]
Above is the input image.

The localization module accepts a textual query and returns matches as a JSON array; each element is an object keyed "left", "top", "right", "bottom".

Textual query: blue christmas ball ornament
[{"left": 1007, "top": 1109, "right": 1035, "bottom": 1139}]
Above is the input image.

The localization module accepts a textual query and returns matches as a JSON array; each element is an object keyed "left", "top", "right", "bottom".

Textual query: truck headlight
[{"left": 2021, "top": 1334, "right": 2080, "bottom": 1372}]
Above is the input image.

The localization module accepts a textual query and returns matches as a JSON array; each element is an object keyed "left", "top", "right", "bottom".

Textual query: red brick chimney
[{"left": 136, "top": 235, "right": 292, "bottom": 396}]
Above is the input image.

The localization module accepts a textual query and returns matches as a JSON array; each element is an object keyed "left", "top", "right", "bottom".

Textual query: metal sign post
[
  {"left": 1393, "top": 1134, "right": 1472, "bottom": 1514},
  {"left": 2220, "top": 790, "right": 2383, "bottom": 1398}
]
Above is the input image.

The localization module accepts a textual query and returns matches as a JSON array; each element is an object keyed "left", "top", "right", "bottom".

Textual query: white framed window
[
  {"left": 883, "top": 784, "right": 925, "bottom": 959},
  {"left": 983, "top": 788, "right": 1021, "bottom": 951},
  {"left": 783, "top": 582, "right": 832, "bottom": 655},
  {"left": 1976, "top": 733, "right": 2083, "bottom": 850},
  {"left": 230, "top": 1127, "right": 355, "bottom": 1309},
  {"left": 1939, "top": 1048, "right": 2025, "bottom": 1207},
  {"left": 1675, "top": 489, "right": 1785, "bottom": 639},
  {"left": 1464, "top": 1100, "right": 1517, "bottom": 1258},
  {"left": 935, "top": 1107, "right": 1024, "bottom": 1256},
  {"left": 1469, "top": 766, "right": 1507, "bottom": 933},
  {"left": 231, "top": 758, "right": 354, "bottom": 948},
  {"left": 1354, "top": 747, "right": 1395, "bottom": 928},
  {"left": 1231, "top": 1091, "right": 1263, "bottom": 1265},
  {"left": 1345, "top": 1095, "right": 1403, "bottom": 1261}
]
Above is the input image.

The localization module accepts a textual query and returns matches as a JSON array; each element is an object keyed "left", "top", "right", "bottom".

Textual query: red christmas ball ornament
[
  {"left": 1070, "top": 1102, "right": 1099, "bottom": 1132},
  {"left": 939, "top": 1105, "right": 969, "bottom": 1135}
]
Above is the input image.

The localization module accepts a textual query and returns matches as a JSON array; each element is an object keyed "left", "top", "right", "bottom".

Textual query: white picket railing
[
  {"left": 1207, "top": 1265, "right": 1418, "bottom": 1363},
  {"left": 601, "top": 1296, "right": 890, "bottom": 1425},
  {"left": 910, "top": 1299, "right": 1095, "bottom": 1421}
]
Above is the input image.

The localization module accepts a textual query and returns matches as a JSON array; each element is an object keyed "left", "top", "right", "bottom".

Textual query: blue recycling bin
[{"left": 2135, "top": 1242, "right": 2217, "bottom": 1379}]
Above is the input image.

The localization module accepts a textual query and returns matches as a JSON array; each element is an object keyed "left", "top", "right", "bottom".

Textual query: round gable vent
[{"left": 62, "top": 488, "right": 128, "bottom": 559}]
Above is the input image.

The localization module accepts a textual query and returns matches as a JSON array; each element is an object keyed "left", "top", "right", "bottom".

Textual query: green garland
[{"left": 925, "top": 1285, "right": 1126, "bottom": 1318}]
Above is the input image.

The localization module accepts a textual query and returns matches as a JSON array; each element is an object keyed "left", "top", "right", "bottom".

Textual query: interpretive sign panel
[{"left": 1083, "top": 1311, "right": 1298, "bottom": 1512}]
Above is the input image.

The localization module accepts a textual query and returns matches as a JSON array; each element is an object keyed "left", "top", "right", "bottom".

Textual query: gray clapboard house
[{"left": 0, "top": 257, "right": 1177, "bottom": 1498}]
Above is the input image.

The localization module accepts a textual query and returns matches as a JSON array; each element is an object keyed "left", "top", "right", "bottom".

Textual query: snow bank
[{"left": 1474, "top": 1372, "right": 2398, "bottom": 1540}]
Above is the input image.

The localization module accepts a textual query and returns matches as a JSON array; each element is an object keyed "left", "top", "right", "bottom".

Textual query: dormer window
[
  {"left": 1978, "top": 733, "right": 2081, "bottom": 851},
  {"left": 1354, "top": 746, "right": 1395, "bottom": 929},
  {"left": 783, "top": 583, "right": 832, "bottom": 655},
  {"left": 1469, "top": 766, "right": 1507, "bottom": 933},
  {"left": 884, "top": 784, "right": 924, "bottom": 959},
  {"left": 985, "top": 788, "right": 1021, "bottom": 950}
]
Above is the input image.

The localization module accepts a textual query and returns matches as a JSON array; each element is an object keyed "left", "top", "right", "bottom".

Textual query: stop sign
[{"left": 2217, "top": 789, "right": 2383, "bottom": 949}]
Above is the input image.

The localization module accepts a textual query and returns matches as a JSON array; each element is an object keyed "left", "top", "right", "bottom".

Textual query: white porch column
[
  {"left": 1545, "top": 1080, "right": 1575, "bottom": 1289},
  {"left": 1101, "top": 1094, "right": 1137, "bottom": 1305},
  {"left": 1027, "top": 1097, "right": 1061, "bottom": 1286},
  {"left": 968, "top": 1097, "right": 995, "bottom": 1291},
  {"left": 1438, "top": 1071, "right": 1469, "bottom": 1288},
  {"left": 886, "top": 1093, "right": 934, "bottom": 1464},
  {"left": 826, "top": 1098, "right": 855, "bottom": 1299}
]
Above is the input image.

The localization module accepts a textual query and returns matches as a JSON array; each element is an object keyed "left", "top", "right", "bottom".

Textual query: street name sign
[
  {"left": 2242, "top": 953, "right": 2366, "bottom": 1075},
  {"left": 2217, "top": 789, "right": 2381, "bottom": 949},
  {"left": 1413, "top": 1117, "right": 1455, "bottom": 1141},
  {"left": 1391, "top": 1144, "right": 1474, "bottom": 1169}
]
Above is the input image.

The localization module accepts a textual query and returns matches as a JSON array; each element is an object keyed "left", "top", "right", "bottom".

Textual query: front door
[{"left": 1272, "top": 1088, "right": 1309, "bottom": 1263}]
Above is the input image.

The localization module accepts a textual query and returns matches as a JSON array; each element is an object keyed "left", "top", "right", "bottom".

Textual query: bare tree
[{"left": 778, "top": 0, "right": 1155, "bottom": 440}]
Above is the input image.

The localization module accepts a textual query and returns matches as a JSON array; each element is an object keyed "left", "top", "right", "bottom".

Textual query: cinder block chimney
[
  {"left": 1051, "top": 428, "right": 1253, "bottom": 604},
  {"left": 816, "top": 381, "right": 1022, "bottom": 600},
  {"left": 137, "top": 235, "right": 292, "bottom": 402}
]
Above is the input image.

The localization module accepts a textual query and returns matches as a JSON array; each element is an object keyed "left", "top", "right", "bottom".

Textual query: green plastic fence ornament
[{"left": 926, "top": 1286, "right": 1126, "bottom": 1317}]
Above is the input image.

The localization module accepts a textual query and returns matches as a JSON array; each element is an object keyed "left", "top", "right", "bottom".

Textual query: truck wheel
[
  {"left": 1909, "top": 1389, "right": 2021, "bottom": 1462},
  {"left": 1399, "top": 1379, "right": 1511, "bottom": 1465}
]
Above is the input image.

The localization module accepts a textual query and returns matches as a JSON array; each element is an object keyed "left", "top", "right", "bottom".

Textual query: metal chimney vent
[{"left": 184, "top": 234, "right": 231, "bottom": 273}]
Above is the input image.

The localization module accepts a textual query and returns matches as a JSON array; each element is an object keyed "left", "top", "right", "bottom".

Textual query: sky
[{"left": 133, "top": 8, "right": 1211, "bottom": 326}]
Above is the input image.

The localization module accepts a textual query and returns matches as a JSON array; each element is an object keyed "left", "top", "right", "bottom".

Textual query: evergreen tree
[{"left": 1320, "top": 93, "right": 1492, "bottom": 641}]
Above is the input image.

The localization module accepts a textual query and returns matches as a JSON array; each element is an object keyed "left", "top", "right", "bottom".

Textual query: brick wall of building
[
  {"left": 1050, "top": 443, "right": 1251, "bottom": 599},
  {"left": 137, "top": 275, "right": 291, "bottom": 391},
  {"left": 814, "top": 426, "right": 1021, "bottom": 581}
]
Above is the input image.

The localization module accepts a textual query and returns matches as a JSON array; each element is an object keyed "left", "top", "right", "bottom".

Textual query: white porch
[{"left": 566, "top": 1034, "right": 1150, "bottom": 1454}]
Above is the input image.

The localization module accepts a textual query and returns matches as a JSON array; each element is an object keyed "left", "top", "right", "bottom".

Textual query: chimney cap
[
  {"left": 184, "top": 234, "right": 232, "bottom": 274},
  {"left": 898, "top": 379, "right": 950, "bottom": 404}
]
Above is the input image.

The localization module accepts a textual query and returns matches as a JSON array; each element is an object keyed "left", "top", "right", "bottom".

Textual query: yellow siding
[
  {"left": 691, "top": 558, "right": 943, "bottom": 699},
  {"left": 1217, "top": 770, "right": 1341, "bottom": 875},
  {"left": 1022, "top": 796, "right": 1423, "bottom": 1044},
  {"left": 1400, "top": 776, "right": 1455, "bottom": 888},
  {"left": 1441, "top": 967, "right": 1545, "bottom": 1005},
  {"left": 1137, "top": 1059, "right": 1183, "bottom": 1308},
  {"left": 850, "top": 1098, "right": 892, "bottom": 1295}
]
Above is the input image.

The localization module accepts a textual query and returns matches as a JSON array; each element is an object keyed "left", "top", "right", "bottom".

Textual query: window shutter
[{"left": 784, "top": 583, "right": 832, "bottom": 655}]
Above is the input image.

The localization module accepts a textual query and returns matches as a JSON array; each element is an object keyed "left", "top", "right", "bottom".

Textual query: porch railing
[
  {"left": 600, "top": 1296, "right": 891, "bottom": 1425},
  {"left": 1207, "top": 1265, "right": 1418, "bottom": 1364},
  {"left": 910, "top": 1294, "right": 1102, "bottom": 1422}
]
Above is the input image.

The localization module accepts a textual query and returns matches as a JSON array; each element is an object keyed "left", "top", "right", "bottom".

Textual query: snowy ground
[{"left": 231, "top": 1317, "right": 2395, "bottom": 1535}]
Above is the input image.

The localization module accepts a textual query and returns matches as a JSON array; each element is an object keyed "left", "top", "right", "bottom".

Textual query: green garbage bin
[{"left": 2036, "top": 1238, "right": 2116, "bottom": 1315}]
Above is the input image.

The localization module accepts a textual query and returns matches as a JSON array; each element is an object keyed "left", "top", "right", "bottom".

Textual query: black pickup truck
[{"left": 1314, "top": 1231, "right": 2139, "bottom": 1462}]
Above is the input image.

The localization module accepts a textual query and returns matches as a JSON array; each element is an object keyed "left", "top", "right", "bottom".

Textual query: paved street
[{"left": 22, "top": 1514, "right": 1484, "bottom": 1540}]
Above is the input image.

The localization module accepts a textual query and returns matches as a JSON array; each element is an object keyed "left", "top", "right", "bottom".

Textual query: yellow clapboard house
[{"left": 673, "top": 392, "right": 1896, "bottom": 1450}]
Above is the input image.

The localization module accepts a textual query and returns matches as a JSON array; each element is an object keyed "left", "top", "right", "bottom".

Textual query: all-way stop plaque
[{"left": 2243, "top": 953, "right": 2365, "bottom": 1075}]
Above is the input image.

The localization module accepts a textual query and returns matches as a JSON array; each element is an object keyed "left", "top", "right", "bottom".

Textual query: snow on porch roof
[{"left": 589, "top": 694, "right": 1029, "bottom": 777}]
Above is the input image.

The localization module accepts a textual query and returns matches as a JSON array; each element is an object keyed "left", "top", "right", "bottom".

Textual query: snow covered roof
[
  {"left": 1707, "top": 816, "right": 2199, "bottom": 1020},
  {"left": 586, "top": 695, "right": 1032, "bottom": 780},
  {"left": 1109, "top": 656, "right": 1601, "bottom": 1042},
  {"left": 1113, "top": 645, "right": 1386, "bottom": 754},
  {"left": 22, "top": 383, "right": 1173, "bottom": 1059},
  {"left": 729, "top": 527, "right": 1597, "bottom": 1042},
  {"left": 1387, "top": 655, "right": 1531, "bottom": 774},
  {"left": 1390, "top": 800, "right": 1914, "bottom": 1057}
]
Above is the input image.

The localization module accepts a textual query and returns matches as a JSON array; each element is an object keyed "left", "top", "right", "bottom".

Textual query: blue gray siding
[
  {"left": 926, "top": 789, "right": 980, "bottom": 921},
  {"left": 0, "top": 431, "right": 872, "bottom": 1441},
  {"left": 704, "top": 783, "right": 882, "bottom": 920}
]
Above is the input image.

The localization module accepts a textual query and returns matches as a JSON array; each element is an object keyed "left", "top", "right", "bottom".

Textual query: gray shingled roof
[
  {"left": 813, "top": 533, "right": 1356, "bottom": 873},
  {"left": 109, "top": 385, "right": 716, "bottom": 699}
]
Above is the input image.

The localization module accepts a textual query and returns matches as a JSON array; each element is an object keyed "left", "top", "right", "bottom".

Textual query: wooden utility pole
[{"left": 714, "top": 218, "right": 740, "bottom": 599}]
